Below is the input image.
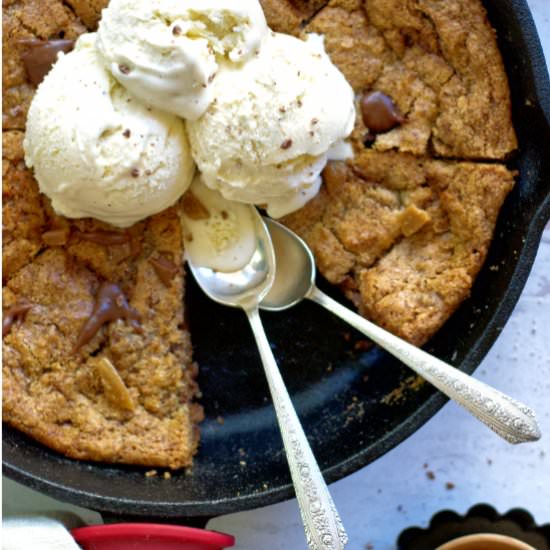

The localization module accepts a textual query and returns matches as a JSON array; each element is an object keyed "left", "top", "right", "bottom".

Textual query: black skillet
[{"left": 3, "top": 0, "right": 550, "bottom": 527}]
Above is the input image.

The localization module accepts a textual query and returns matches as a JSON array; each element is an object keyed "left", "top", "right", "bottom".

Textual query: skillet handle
[
  {"left": 246, "top": 306, "right": 348, "bottom": 550},
  {"left": 308, "top": 286, "right": 541, "bottom": 445}
]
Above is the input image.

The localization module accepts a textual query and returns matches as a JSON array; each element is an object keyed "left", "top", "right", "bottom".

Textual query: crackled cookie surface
[
  {"left": 3, "top": 0, "right": 201, "bottom": 469},
  {"left": 3, "top": 0, "right": 517, "bottom": 467}
]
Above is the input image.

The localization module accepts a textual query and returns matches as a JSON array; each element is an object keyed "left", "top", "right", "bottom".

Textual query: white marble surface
[{"left": 3, "top": 2, "right": 550, "bottom": 548}]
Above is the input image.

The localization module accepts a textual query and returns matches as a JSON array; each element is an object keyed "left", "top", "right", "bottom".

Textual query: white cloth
[{"left": 2, "top": 517, "right": 81, "bottom": 550}]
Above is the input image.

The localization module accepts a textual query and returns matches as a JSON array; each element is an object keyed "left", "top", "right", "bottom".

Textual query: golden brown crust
[
  {"left": 2, "top": 0, "right": 201, "bottom": 469},
  {"left": 259, "top": 0, "right": 329, "bottom": 35}
]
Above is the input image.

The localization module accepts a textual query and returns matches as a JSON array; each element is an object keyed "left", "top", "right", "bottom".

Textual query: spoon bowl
[
  {"left": 261, "top": 219, "right": 315, "bottom": 312},
  {"left": 186, "top": 212, "right": 275, "bottom": 310},
  {"left": 185, "top": 203, "right": 348, "bottom": 550},
  {"left": 261, "top": 218, "right": 541, "bottom": 445}
]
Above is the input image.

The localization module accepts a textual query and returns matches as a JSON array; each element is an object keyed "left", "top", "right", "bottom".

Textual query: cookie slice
[
  {"left": 2, "top": 0, "right": 201, "bottom": 469},
  {"left": 305, "top": 0, "right": 517, "bottom": 159},
  {"left": 282, "top": 151, "right": 515, "bottom": 345}
]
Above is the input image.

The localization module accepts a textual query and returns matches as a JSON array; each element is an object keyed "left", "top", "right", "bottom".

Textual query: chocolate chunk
[
  {"left": 3, "top": 303, "right": 33, "bottom": 338},
  {"left": 360, "top": 91, "right": 405, "bottom": 134},
  {"left": 172, "top": 25, "right": 182, "bottom": 36},
  {"left": 322, "top": 162, "right": 348, "bottom": 186},
  {"left": 363, "top": 131, "right": 376, "bottom": 147},
  {"left": 281, "top": 139, "right": 293, "bottom": 150},
  {"left": 74, "top": 230, "right": 130, "bottom": 246},
  {"left": 122, "top": 129, "right": 131, "bottom": 138},
  {"left": 118, "top": 63, "right": 131, "bottom": 75},
  {"left": 20, "top": 39, "right": 75, "bottom": 86},
  {"left": 149, "top": 255, "right": 179, "bottom": 287},
  {"left": 182, "top": 192, "right": 210, "bottom": 220},
  {"left": 42, "top": 228, "right": 69, "bottom": 246},
  {"left": 73, "top": 282, "right": 142, "bottom": 353}
]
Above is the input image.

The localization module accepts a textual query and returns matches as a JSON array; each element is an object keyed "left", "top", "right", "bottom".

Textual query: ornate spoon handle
[
  {"left": 308, "top": 286, "right": 540, "bottom": 445},
  {"left": 246, "top": 307, "right": 348, "bottom": 550}
]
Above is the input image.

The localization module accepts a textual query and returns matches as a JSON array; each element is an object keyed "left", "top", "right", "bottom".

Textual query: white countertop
[{"left": 3, "top": 2, "right": 550, "bottom": 548}]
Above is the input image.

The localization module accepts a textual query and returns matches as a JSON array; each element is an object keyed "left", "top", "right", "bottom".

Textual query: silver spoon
[
  {"left": 261, "top": 218, "right": 541, "bottom": 445},
  {"left": 186, "top": 209, "right": 348, "bottom": 550}
]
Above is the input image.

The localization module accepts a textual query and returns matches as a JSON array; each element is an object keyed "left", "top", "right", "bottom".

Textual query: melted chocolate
[
  {"left": 182, "top": 192, "right": 210, "bottom": 220},
  {"left": 149, "top": 255, "right": 179, "bottom": 287},
  {"left": 73, "top": 283, "right": 142, "bottom": 353},
  {"left": 3, "top": 303, "right": 33, "bottom": 338},
  {"left": 75, "top": 230, "right": 131, "bottom": 246},
  {"left": 360, "top": 91, "right": 405, "bottom": 134},
  {"left": 20, "top": 39, "right": 75, "bottom": 86},
  {"left": 42, "top": 229, "right": 69, "bottom": 246}
]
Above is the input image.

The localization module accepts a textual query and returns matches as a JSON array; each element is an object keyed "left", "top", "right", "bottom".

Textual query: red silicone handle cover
[{"left": 71, "top": 523, "right": 235, "bottom": 550}]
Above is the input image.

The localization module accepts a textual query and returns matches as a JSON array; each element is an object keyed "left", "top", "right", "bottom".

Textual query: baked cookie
[
  {"left": 282, "top": 152, "right": 515, "bottom": 345},
  {"left": 3, "top": 0, "right": 517, "bottom": 468},
  {"left": 2, "top": 0, "right": 201, "bottom": 469}
]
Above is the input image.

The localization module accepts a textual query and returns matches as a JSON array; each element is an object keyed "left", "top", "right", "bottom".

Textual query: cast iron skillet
[{"left": 3, "top": 0, "right": 550, "bottom": 525}]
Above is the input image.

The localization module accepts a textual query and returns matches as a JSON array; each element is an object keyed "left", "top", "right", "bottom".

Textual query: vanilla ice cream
[
  {"left": 96, "top": 0, "right": 268, "bottom": 120},
  {"left": 186, "top": 32, "right": 356, "bottom": 218},
  {"left": 180, "top": 176, "right": 257, "bottom": 272},
  {"left": 24, "top": 33, "right": 194, "bottom": 228}
]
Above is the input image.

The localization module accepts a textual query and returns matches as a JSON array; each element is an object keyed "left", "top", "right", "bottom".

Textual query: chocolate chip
[
  {"left": 20, "top": 39, "right": 75, "bottom": 86},
  {"left": 182, "top": 191, "right": 210, "bottom": 220},
  {"left": 3, "top": 303, "right": 33, "bottom": 338},
  {"left": 221, "top": 210, "right": 229, "bottom": 220},
  {"left": 42, "top": 228, "right": 69, "bottom": 246},
  {"left": 131, "top": 168, "right": 140, "bottom": 178},
  {"left": 311, "top": 118, "right": 318, "bottom": 125},
  {"left": 360, "top": 91, "right": 405, "bottom": 133},
  {"left": 281, "top": 139, "right": 293, "bottom": 150},
  {"left": 123, "top": 129, "right": 131, "bottom": 138},
  {"left": 363, "top": 131, "right": 376, "bottom": 148},
  {"left": 172, "top": 25, "right": 182, "bottom": 36},
  {"left": 149, "top": 255, "right": 179, "bottom": 287},
  {"left": 119, "top": 63, "right": 131, "bottom": 75},
  {"left": 73, "top": 283, "right": 142, "bottom": 352}
]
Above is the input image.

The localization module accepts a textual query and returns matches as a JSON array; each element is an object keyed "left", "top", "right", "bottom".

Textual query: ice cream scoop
[
  {"left": 186, "top": 31, "right": 355, "bottom": 218},
  {"left": 24, "top": 33, "right": 194, "bottom": 228},
  {"left": 96, "top": 0, "right": 268, "bottom": 120},
  {"left": 180, "top": 176, "right": 257, "bottom": 272}
]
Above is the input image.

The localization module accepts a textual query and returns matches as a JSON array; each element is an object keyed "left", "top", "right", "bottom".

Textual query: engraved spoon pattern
[
  {"left": 260, "top": 218, "right": 541, "bottom": 445},
  {"left": 185, "top": 208, "right": 348, "bottom": 550}
]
